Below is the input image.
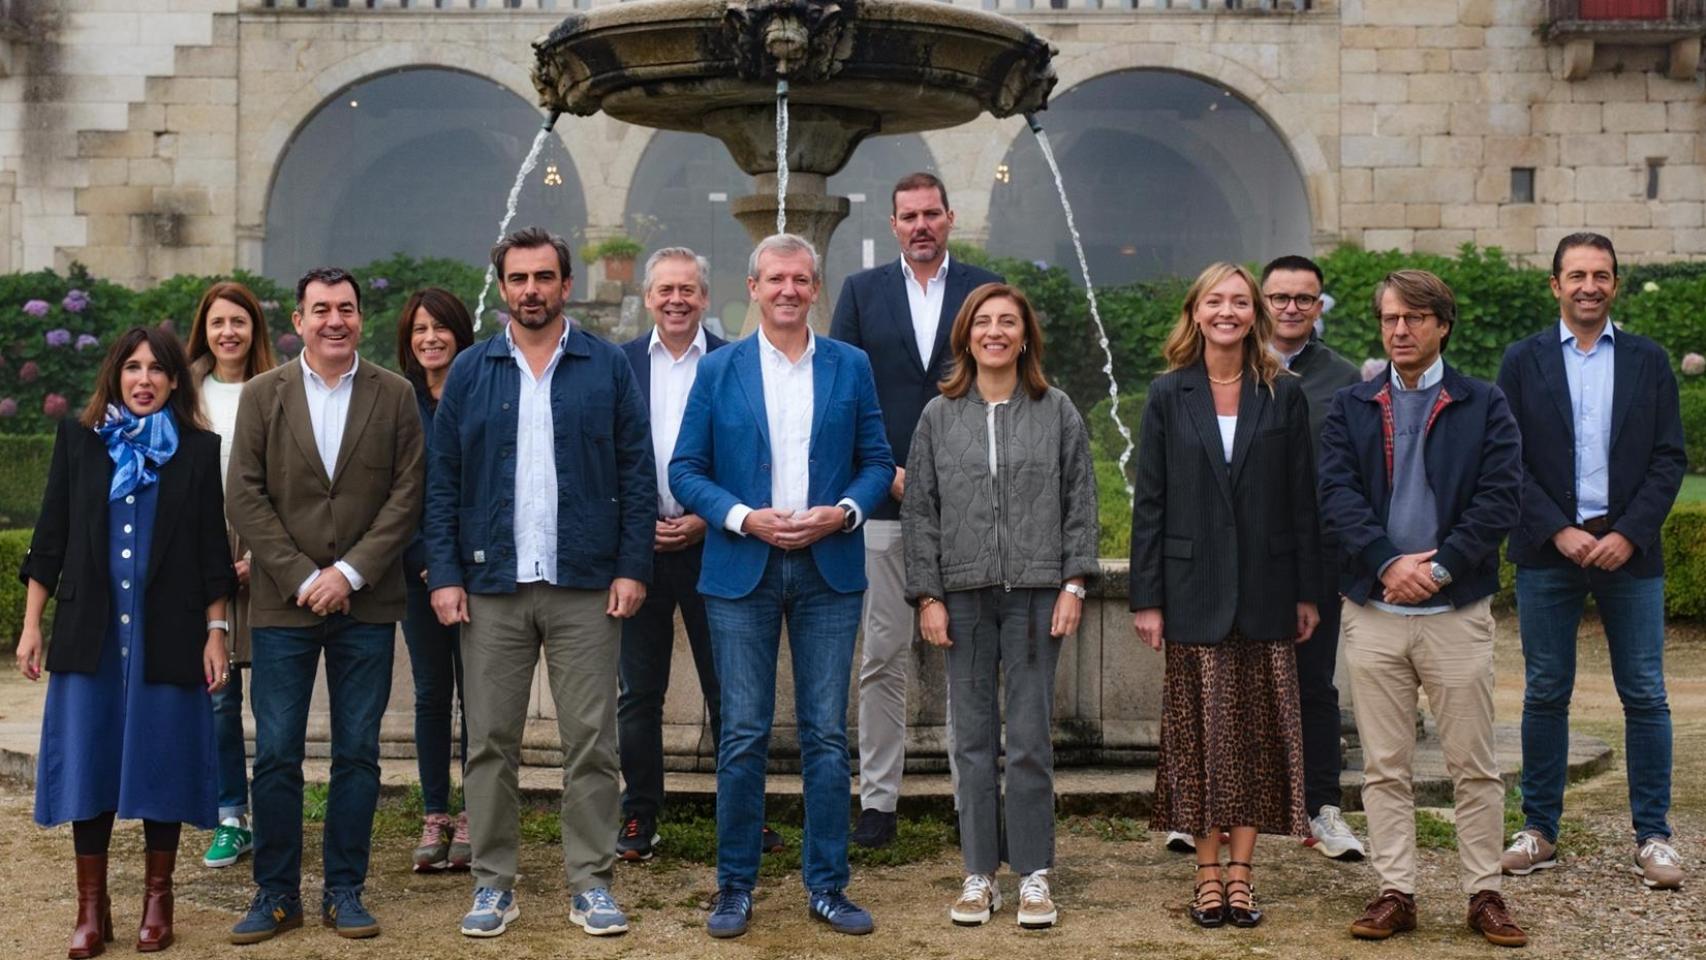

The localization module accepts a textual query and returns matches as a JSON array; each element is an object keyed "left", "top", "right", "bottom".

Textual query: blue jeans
[
  {"left": 704, "top": 549, "right": 862, "bottom": 894},
  {"left": 210, "top": 665, "right": 249, "bottom": 820},
  {"left": 1516, "top": 564, "right": 1671, "bottom": 844},
  {"left": 402, "top": 579, "right": 465, "bottom": 814},
  {"left": 250, "top": 615, "right": 395, "bottom": 895}
]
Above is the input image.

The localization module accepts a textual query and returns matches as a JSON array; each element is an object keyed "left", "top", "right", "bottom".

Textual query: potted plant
[{"left": 588, "top": 236, "right": 644, "bottom": 285}]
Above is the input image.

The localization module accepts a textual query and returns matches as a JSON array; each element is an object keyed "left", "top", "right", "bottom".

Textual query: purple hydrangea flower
[
  {"left": 0, "top": 398, "right": 16, "bottom": 418},
  {"left": 62, "top": 289, "right": 89, "bottom": 313},
  {"left": 497, "top": 312, "right": 512, "bottom": 326},
  {"left": 44, "top": 328, "right": 72, "bottom": 348},
  {"left": 22, "top": 299, "right": 49, "bottom": 317},
  {"left": 1361, "top": 358, "right": 1386, "bottom": 382},
  {"left": 18, "top": 361, "right": 40, "bottom": 384},
  {"left": 75, "top": 334, "right": 100, "bottom": 352},
  {"left": 41, "top": 393, "right": 68, "bottom": 419},
  {"left": 369, "top": 277, "right": 390, "bottom": 291},
  {"left": 276, "top": 333, "right": 302, "bottom": 355},
  {"left": 1030, "top": 260, "right": 1050, "bottom": 271},
  {"left": 1684, "top": 352, "right": 1705, "bottom": 377}
]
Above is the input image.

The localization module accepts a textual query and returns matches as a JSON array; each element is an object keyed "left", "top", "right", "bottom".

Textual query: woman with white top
[{"left": 185, "top": 281, "right": 277, "bottom": 871}]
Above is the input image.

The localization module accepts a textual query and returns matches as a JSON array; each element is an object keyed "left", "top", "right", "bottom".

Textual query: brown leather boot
[
  {"left": 69, "top": 854, "right": 113, "bottom": 959},
  {"left": 136, "top": 849, "right": 176, "bottom": 953}
]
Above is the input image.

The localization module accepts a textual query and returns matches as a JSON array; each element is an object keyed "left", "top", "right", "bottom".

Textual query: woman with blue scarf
[{"left": 15, "top": 327, "right": 236, "bottom": 957}]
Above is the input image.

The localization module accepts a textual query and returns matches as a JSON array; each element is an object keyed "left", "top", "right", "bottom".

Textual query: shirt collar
[
  {"left": 301, "top": 351, "right": 358, "bottom": 388},
  {"left": 757, "top": 325, "right": 815, "bottom": 366},
  {"left": 648, "top": 324, "right": 708, "bottom": 360},
  {"left": 1559, "top": 317, "right": 1615, "bottom": 350},
  {"left": 1274, "top": 340, "right": 1308, "bottom": 369},
  {"left": 505, "top": 319, "right": 571, "bottom": 358},
  {"left": 1390, "top": 355, "right": 1444, "bottom": 391},
  {"left": 899, "top": 251, "right": 951, "bottom": 286}
]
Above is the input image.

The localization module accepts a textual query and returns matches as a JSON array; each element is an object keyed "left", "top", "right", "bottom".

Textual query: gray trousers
[
  {"left": 945, "top": 587, "right": 1060, "bottom": 877},
  {"left": 462, "top": 583, "right": 620, "bottom": 895}
]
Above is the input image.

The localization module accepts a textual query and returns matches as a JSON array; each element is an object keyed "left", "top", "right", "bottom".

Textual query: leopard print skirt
[{"left": 1149, "top": 632, "right": 1309, "bottom": 838}]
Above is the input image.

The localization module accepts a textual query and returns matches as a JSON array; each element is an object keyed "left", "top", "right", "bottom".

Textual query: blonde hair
[{"left": 1162, "top": 262, "right": 1285, "bottom": 390}]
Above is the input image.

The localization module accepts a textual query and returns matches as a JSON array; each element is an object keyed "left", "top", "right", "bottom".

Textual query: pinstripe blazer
[{"left": 1127, "top": 363, "right": 1321, "bottom": 645}]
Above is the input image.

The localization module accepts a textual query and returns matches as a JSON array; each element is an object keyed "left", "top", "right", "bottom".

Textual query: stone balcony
[
  {"left": 247, "top": 0, "right": 1316, "bottom": 16},
  {"left": 1543, "top": 0, "right": 1706, "bottom": 79}
]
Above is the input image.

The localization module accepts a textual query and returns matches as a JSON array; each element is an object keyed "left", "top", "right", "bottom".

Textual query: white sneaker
[
  {"left": 1309, "top": 806, "right": 1367, "bottom": 861},
  {"left": 1016, "top": 870, "right": 1057, "bottom": 929},
  {"left": 1165, "top": 831, "right": 1195, "bottom": 853},
  {"left": 949, "top": 874, "right": 1002, "bottom": 926}
]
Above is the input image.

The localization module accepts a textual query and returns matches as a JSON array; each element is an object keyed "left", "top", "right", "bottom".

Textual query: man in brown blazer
[{"left": 224, "top": 267, "right": 424, "bottom": 945}]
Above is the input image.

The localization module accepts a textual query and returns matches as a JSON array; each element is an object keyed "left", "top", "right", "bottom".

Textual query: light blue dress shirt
[{"left": 1560, "top": 318, "right": 1614, "bottom": 524}]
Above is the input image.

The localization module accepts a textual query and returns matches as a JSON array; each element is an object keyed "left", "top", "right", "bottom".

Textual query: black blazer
[
  {"left": 1495, "top": 325, "right": 1687, "bottom": 578},
  {"left": 20, "top": 418, "right": 236, "bottom": 685},
  {"left": 620, "top": 326, "right": 730, "bottom": 415},
  {"left": 1128, "top": 366, "right": 1321, "bottom": 645},
  {"left": 829, "top": 257, "right": 1003, "bottom": 520}
]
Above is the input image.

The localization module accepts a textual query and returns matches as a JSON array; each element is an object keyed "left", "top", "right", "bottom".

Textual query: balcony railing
[
  {"left": 1545, "top": 0, "right": 1706, "bottom": 41},
  {"left": 250, "top": 0, "right": 1313, "bottom": 12}
]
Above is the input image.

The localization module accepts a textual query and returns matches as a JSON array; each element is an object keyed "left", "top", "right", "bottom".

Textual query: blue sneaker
[
  {"left": 569, "top": 887, "right": 629, "bottom": 936},
  {"left": 706, "top": 888, "right": 753, "bottom": 939},
  {"left": 809, "top": 889, "right": 874, "bottom": 935},
  {"left": 229, "top": 890, "right": 303, "bottom": 945},
  {"left": 460, "top": 887, "right": 519, "bottom": 938},
  {"left": 321, "top": 887, "right": 381, "bottom": 939}
]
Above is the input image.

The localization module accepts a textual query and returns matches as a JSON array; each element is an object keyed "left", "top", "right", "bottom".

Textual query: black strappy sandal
[
  {"left": 1225, "top": 860, "right": 1262, "bottom": 928},
  {"left": 1190, "top": 862, "right": 1226, "bottom": 928}
]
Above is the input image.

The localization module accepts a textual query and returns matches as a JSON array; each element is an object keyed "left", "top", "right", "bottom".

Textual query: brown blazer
[{"left": 226, "top": 357, "right": 425, "bottom": 628}]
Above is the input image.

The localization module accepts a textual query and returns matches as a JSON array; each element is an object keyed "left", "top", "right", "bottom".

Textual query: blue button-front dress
[{"left": 33, "top": 481, "right": 219, "bottom": 829}]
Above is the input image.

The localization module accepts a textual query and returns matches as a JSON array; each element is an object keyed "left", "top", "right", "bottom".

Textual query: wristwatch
[
  {"left": 207, "top": 619, "right": 231, "bottom": 634},
  {"left": 1062, "top": 582, "right": 1087, "bottom": 599},
  {"left": 1429, "top": 562, "right": 1453, "bottom": 587},
  {"left": 839, "top": 503, "right": 857, "bottom": 532}
]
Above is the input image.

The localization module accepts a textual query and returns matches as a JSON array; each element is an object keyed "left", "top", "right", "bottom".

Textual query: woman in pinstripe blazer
[{"left": 1129, "top": 262, "right": 1321, "bottom": 930}]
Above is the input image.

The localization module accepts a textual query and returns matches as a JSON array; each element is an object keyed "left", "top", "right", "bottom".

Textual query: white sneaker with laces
[
  {"left": 949, "top": 874, "right": 1002, "bottom": 926},
  {"left": 1165, "top": 831, "right": 1195, "bottom": 853},
  {"left": 1309, "top": 806, "right": 1367, "bottom": 861},
  {"left": 1016, "top": 870, "right": 1057, "bottom": 929}
]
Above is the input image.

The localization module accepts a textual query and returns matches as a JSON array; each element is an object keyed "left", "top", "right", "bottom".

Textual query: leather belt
[{"left": 1578, "top": 515, "right": 1612, "bottom": 536}]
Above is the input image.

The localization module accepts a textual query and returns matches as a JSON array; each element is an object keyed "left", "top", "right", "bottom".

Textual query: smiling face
[
  {"left": 119, "top": 340, "right": 177, "bottom": 417},
  {"left": 1193, "top": 273, "right": 1258, "bottom": 352},
  {"left": 644, "top": 256, "right": 708, "bottom": 341},
  {"left": 748, "top": 247, "right": 819, "bottom": 334},
  {"left": 409, "top": 306, "right": 459, "bottom": 376},
  {"left": 203, "top": 297, "right": 255, "bottom": 372},
  {"left": 1262, "top": 268, "right": 1323, "bottom": 355},
  {"left": 499, "top": 244, "right": 571, "bottom": 330},
  {"left": 890, "top": 185, "right": 954, "bottom": 269},
  {"left": 293, "top": 278, "right": 361, "bottom": 374},
  {"left": 1551, "top": 244, "right": 1618, "bottom": 332},
  {"left": 968, "top": 295, "right": 1025, "bottom": 375}
]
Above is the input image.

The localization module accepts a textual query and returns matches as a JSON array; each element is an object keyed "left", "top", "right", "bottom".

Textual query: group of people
[{"left": 11, "top": 166, "right": 1686, "bottom": 954}]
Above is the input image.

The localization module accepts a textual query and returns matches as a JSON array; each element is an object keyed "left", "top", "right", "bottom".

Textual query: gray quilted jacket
[{"left": 902, "top": 384, "right": 1100, "bottom": 600}]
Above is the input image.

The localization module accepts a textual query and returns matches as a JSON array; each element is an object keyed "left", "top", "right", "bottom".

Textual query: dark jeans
[
  {"left": 210, "top": 665, "right": 250, "bottom": 820},
  {"left": 1295, "top": 571, "right": 1345, "bottom": 817},
  {"left": 704, "top": 549, "right": 862, "bottom": 894},
  {"left": 1516, "top": 564, "right": 1671, "bottom": 844},
  {"left": 402, "top": 578, "right": 466, "bottom": 814},
  {"left": 618, "top": 544, "right": 719, "bottom": 821},
  {"left": 250, "top": 615, "right": 394, "bottom": 895}
]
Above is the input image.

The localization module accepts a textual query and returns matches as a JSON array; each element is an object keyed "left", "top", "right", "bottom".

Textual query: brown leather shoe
[
  {"left": 1467, "top": 890, "right": 1528, "bottom": 948},
  {"left": 137, "top": 849, "right": 176, "bottom": 953},
  {"left": 69, "top": 854, "right": 113, "bottom": 959},
  {"left": 1349, "top": 889, "right": 1416, "bottom": 940}
]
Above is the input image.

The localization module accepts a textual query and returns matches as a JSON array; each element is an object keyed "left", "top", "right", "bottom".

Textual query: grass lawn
[{"left": 1681, "top": 474, "right": 1706, "bottom": 503}]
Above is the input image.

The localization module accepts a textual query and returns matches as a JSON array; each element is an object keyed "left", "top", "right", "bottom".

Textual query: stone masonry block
[
  {"left": 1472, "top": 227, "right": 1535, "bottom": 252},
  {"left": 1604, "top": 103, "right": 1668, "bottom": 135},
  {"left": 1484, "top": 136, "right": 1552, "bottom": 168},
  {"left": 1559, "top": 134, "right": 1628, "bottom": 167},
  {"left": 1532, "top": 103, "right": 1602, "bottom": 136},
  {"left": 1375, "top": 103, "right": 1449, "bottom": 136},
  {"left": 1450, "top": 103, "right": 1532, "bottom": 137},
  {"left": 1382, "top": 0, "right": 1459, "bottom": 26},
  {"left": 1572, "top": 165, "right": 1644, "bottom": 202},
  {"left": 1653, "top": 202, "right": 1704, "bottom": 229},
  {"left": 1498, "top": 203, "right": 1545, "bottom": 229},
  {"left": 1342, "top": 202, "right": 1406, "bottom": 228},
  {"left": 1443, "top": 205, "right": 1500, "bottom": 229},
  {"left": 1343, "top": 26, "right": 1418, "bottom": 49},
  {"left": 1406, "top": 73, "right": 1482, "bottom": 104},
  {"left": 1406, "top": 204, "right": 1442, "bottom": 229},
  {"left": 1627, "top": 133, "right": 1696, "bottom": 165},
  {"left": 1667, "top": 102, "right": 1703, "bottom": 133},
  {"left": 1361, "top": 229, "right": 1416, "bottom": 252},
  {"left": 1420, "top": 135, "right": 1484, "bottom": 168},
  {"left": 1373, "top": 167, "right": 1476, "bottom": 204},
  {"left": 1343, "top": 104, "right": 1375, "bottom": 136},
  {"left": 74, "top": 185, "right": 153, "bottom": 216},
  {"left": 1414, "top": 229, "right": 1477, "bottom": 254},
  {"left": 1584, "top": 201, "right": 1653, "bottom": 228},
  {"left": 1536, "top": 167, "right": 1576, "bottom": 203},
  {"left": 1344, "top": 136, "right": 1419, "bottom": 168},
  {"left": 1343, "top": 74, "right": 1408, "bottom": 104}
]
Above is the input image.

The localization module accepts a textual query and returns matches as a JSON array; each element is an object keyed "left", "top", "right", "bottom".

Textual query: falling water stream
[
  {"left": 775, "top": 79, "right": 790, "bottom": 234},
  {"left": 474, "top": 126, "right": 553, "bottom": 331},
  {"left": 1028, "top": 116, "right": 1135, "bottom": 501}
]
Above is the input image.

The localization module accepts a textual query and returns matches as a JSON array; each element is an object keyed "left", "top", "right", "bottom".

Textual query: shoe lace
[
  {"left": 814, "top": 890, "right": 858, "bottom": 919},
  {"left": 326, "top": 888, "right": 366, "bottom": 918},
  {"left": 1508, "top": 831, "right": 1542, "bottom": 858},
  {"left": 1019, "top": 870, "right": 1050, "bottom": 906},
  {"left": 213, "top": 824, "right": 241, "bottom": 847},
  {"left": 960, "top": 874, "right": 994, "bottom": 901},
  {"left": 621, "top": 817, "right": 643, "bottom": 840},
  {"left": 452, "top": 812, "right": 471, "bottom": 845},
  {"left": 419, "top": 814, "right": 450, "bottom": 847},
  {"left": 580, "top": 887, "right": 619, "bottom": 915},
  {"left": 713, "top": 889, "right": 752, "bottom": 916},
  {"left": 1317, "top": 807, "right": 1350, "bottom": 835},
  {"left": 471, "top": 887, "right": 504, "bottom": 913},
  {"left": 247, "top": 890, "right": 292, "bottom": 916},
  {"left": 1640, "top": 839, "right": 1681, "bottom": 868}
]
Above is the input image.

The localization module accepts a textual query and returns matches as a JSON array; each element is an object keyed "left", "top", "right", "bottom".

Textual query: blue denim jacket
[{"left": 423, "top": 325, "right": 655, "bottom": 595}]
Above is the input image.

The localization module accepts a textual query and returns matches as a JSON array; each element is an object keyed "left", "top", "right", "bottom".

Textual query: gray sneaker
[
  {"left": 1634, "top": 838, "right": 1684, "bottom": 890},
  {"left": 1309, "top": 806, "right": 1366, "bottom": 861},
  {"left": 1500, "top": 829, "right": 1557, "bottom": 876}
]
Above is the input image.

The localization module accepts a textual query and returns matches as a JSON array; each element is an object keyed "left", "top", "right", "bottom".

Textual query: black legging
[{"left": 71, "top": 812, "right": 180, "bottom": 856}]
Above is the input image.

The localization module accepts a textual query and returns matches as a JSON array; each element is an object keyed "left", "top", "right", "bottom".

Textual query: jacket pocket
[{"left": 1163, "top": 536, "right": 1194, "bottom": 560}]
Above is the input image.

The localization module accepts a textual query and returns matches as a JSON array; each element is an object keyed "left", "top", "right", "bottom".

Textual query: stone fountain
[{"left": 531, "top": 0, "right": 1056, "bottom": 328}]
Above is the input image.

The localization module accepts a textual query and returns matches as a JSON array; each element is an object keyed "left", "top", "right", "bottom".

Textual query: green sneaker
[{"left": 204, "top": 819, "right": 254, "bottom": 868}]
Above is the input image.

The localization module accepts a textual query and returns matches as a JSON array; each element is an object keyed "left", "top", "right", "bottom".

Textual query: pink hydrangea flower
[
  {"left": 42, "top": 393, "right": 68, "bottom": 419},
  {"left": 0, "top": 398, "right": 16, "bottom": 417},
  {"left": 18, "top": 361, "right": 40, "bottom": 384},
  {"left": 1682, "top": 352, "right": 1705, "bottom": 376}
]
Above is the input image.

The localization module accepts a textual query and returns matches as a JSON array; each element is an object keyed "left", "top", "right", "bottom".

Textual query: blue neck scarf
[{"left": 98, "top": 404, "right": 178, "bottom": 501}]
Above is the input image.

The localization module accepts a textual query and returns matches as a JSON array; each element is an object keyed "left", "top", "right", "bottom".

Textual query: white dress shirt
[
  {"left": 510, "top": 323, "right": 570, "bottom": 584},
  {"left": 649, "top": 326, "right": 708, "bottom": 519},
  {"left": 296, "top": 353, "right": 366, "bottom": 596},
  {"left": 901, "top": 253, "right": 950, "bottom": 368}
]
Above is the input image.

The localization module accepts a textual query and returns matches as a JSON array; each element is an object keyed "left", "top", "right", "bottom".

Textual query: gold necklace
[{"left": 1207, "top": 370, "right": 1243, "bottom": 385}]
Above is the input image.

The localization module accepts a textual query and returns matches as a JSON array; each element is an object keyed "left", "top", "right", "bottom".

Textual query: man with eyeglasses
[
  {"left": 1260, "top": 256, "right": 1364, "bottom": 864},
  {"left": 1318, "top": 269, "right": 1527, "bottom": 947}
]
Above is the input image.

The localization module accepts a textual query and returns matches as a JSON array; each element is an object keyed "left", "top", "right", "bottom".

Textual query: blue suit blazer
[{"left": 669, "top": 333, "right": 895, "bottom": 600}]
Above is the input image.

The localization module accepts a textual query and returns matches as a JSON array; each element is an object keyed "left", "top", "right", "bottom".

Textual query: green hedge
[
  {"left": 1661, "top": 504, "right": 1706, "bottom": 618},
  {"left": 0, "top": 528, "right": 51, "bottom": 651},
  {"left": 0, "top": 434, "right": 54, "bottom": 528},
  {"left": 1681, "top": 380, "right": 1706, "bottom": 475}
]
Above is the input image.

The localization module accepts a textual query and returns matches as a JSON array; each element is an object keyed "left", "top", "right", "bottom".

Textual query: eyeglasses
[
  {"left": 1379, "top": 311, "right": 1436, "bottom": 330},
  {"left": 1265, "top": 293, "right": 1319, "bottom": 309}
]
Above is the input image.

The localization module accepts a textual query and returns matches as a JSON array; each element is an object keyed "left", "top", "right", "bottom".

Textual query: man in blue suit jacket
[
  {"left": 829, "top": 172, "right": 1002, "bottom": 848},
  {"left": 1494, "top": 233, "right": 1688, "bottom": 890},
  {"left": 671, "top": 234, "right": 894, "bottom": 939}
]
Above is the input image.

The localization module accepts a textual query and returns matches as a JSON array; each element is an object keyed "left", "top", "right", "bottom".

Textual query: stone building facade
[{"left": 2, "top": 0, "right": 1704, "bottom": 290}]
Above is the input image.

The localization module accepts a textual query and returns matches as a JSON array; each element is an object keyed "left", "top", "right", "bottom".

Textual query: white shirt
[
  {"left": 199, "top": 375, "right": 244, "bottom": 492},
  {"left": 296, "top": 353, "right": 365, "bottom": 596},
  {"left": 1217, "top": 414, "right": 1237, "bottom": 463},
  {"left": 648, "top": 326, "right": 708, "bottom": 519},
  {"left": 510, "top": 323, "right": 569, "bottom": 584},
  {"left": 901, "top": 253, "right": 950, "bottom": 368}
]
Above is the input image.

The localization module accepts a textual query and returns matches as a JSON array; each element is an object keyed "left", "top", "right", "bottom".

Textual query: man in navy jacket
[
  {"left": 424, "top": 227, "right": 654, "bottom": 940},
  {"left": 1495, "top": 233, "right": 1687, "bottom": 890}
]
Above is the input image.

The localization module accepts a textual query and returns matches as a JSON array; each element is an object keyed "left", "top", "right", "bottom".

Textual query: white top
[
  {"left": 199, "top": 375, "right": 244, "bottom": 492},
  {"left": 987, "top": 398, "right": 1009, "bottom": 476},
  {"left": 900, "top": 252, "right": 950, "bottom": 368},
  {"left": 296, "top": 353, "right": 365, "bottom": 596},
  {"left": 509, "top": 323, "right": 569, "bottom": 585},
  {"left": 1217, "top": 414, "right": 1236, "bottom": 463},
  {"left": 648, "top": 326, "right": 708, "bottom": 519}
]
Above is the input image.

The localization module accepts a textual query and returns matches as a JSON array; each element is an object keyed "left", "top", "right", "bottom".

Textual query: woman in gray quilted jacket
[{"left": 901, "top": 282, "right": 1100, "bottom": 932}]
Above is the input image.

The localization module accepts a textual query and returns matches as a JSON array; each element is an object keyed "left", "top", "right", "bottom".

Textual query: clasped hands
[
  {"left": 1552, "top": 526, "right": 1634, "bottom": 572},
  {"left": 741, "top": 506, "right": 844, "bottom": 552}
]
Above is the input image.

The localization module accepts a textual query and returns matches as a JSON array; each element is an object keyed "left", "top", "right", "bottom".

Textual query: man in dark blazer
[
  {"left": 828, "top": 171, "right": 1001, "bottom": 848},
  {"left": 1495, "top": 233, "right": 1687, "bottom": 891},
  {"left": 1261, "top": 255, "right": 1365, "bottom": 862},
  {"left": 225, "top": 267, "right": 425, "bottom": 943},
  {"left": 671, "top": 234, "right": 894, "bottom": 938},
  {"left": 613, "top": 246, "right": 730, "bottom": 862}
]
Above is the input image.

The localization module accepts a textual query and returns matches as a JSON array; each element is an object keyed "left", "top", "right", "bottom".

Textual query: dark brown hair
[
  {"left": 396, "top": 287, "right": 476, "bottom": 396},
  {"left": 186, "top": 280, "right": 278, "bottom": 382},
  {"left": 1372, "top": 268, "right": 1456, "bottom": 353},
  {"left": 939, "top": 283, "right": 1050, "bottom": 401},
  {"left": 79, "top": 326, "right": 207, "bottom": 431},
  {"left": 891, "top": 171, "right": 949, "bottom": 214},
  {"left": 296, "top": 266, "right": 361, "bottom": 311},
  {"left": 491, "top": 225, "right": 573, "bottom": 280}
]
